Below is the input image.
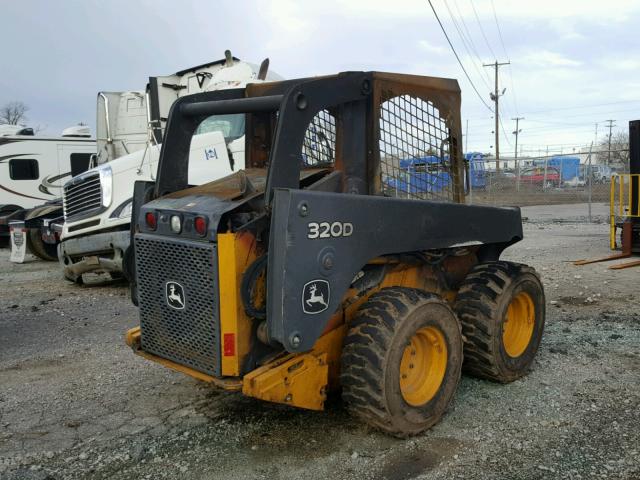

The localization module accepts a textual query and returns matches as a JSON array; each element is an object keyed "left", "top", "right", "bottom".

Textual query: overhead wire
[
  {"left": 426, "top": 0, "right": 494, "bottom": 112},
  {"left": 449, "top": 0, "right": 494, "bottom": 89},
  {"left": 442, "top": 0, "right": 492, "bottom": 92},
  {"left": 465, "top": 102, "right": 640, "bottom": 122},
  {"left": 490, "top": 0, "right": 519, "bottom": 116},
  {"left": 469, "top": 0, "right": 497, "bottom": 60},
  {"left": 499, "top": 116, "right": 513, "bottom": 147},
  {"left": 466, "top": 0, "right": 517, "bottom": 144},
  {"left": 436, "top": 2, "right": 632, "bottom": 154},
  {"left": 519, "top": 99, "right": 640, "bottom": 115}
]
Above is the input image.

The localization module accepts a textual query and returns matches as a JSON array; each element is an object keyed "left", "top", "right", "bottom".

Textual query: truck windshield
[{"left": 195, "top": 114, "right": 245, "bottom": 142}]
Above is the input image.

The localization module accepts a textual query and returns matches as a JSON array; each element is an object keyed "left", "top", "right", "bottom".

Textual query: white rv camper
[
  {"left": 0, "top": 126, "right": 95, "bottom": 249},
  {"left": 58, "top": 53, "right": 280, "bottom": 282},
  {"left": 0, "top": 125, "right": 95, "bottom": 209}
]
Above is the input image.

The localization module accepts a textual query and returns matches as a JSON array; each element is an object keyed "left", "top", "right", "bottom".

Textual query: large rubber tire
[
  {"left": 0, "top": 205, "right": 21, "bottom": 248},
  {"left": 26, "top": 228, "right": 58, "bottom": 261},
  {"left": 454, "top": 261, "right": 545, "bottom": 383},
  {"left": 341, "top": 287, "right": 463, "bottom": 437}
]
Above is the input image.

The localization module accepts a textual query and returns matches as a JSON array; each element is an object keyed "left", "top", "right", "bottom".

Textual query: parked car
[
  {"left": 590, "top": 164, "right": 613, "bottom": 183},
  {"left": 563, "top": 176, "right": 586, "bottom": 187},
  {"left": 520, "top": 166, "right": 560, "bottom": 186}
]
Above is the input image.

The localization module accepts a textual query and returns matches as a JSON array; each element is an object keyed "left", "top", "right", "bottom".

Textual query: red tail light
[
  {"left": 194, "top": 216, "right": 207, "bottom": 236},
  {"left": 223, "top": 333, "right": 235, "bottom": 356},
  {"left": 145, "top": 212, "right": 157, "bottom": 230}
]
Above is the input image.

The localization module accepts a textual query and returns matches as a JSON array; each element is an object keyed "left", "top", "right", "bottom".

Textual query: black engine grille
[{"left": 135, "top": 234, "right": 220, "bottom": 376}]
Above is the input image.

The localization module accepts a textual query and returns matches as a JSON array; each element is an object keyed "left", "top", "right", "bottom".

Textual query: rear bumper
[
  {"left": 125, "top": 326, "right": 243, "bottom": 390},
  {"left": 124, "top": 324, "right": 340, "bottom": 410},
  {"left": 58, "top": 230, "right": 129, "bottom": 281}
]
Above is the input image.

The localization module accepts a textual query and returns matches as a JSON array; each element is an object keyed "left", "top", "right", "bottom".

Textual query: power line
[
  {"left": 518, "top": 141, "right": 595, "bottom": 148},
  {"left": 499, "top": 115, "right": 513, "bottom": 147},
  {"left": 516, "top": 129, "right": 597, "bottom": 138},
  {"left": 451, "top": 0, "right": 494, "bottom": 88},
  {"left": 517, "top": 122, "right": 612, "bottom": 132},
  {"left": 465, "top": 128, "right": 596, "bottom": 139},
  {"left": 469, "top": 0, "right": 497, "bottom": 59},
  {"left": 470, "top": 117, "right": 595, "bottom": 128},
  {"left": 466, "top": 105, "right": 640, "bottom": 125},
  {"left": 466, "top": 117, "right": 632, "bottom": 134},
  {"left": 426, "top": 0, "right": 493, "bottom": 112},
  {"left": 489, "top": 0, "right": 519, "bottom": 116},
  {"left": 490, "top": 0, "right": 509, "bottom": 67},
  {"left": 526, "top": 107, "right": 640, "bottom": 120},
  {"left": 525, "top": 118, "right": 610, "bottom": 128},
  {"left": 517, "top": 99, "right": 640, "bottom": 115},
  {"left": 515, "top": 149, "right": 629, "bottom": 159},
  {"left": 442, "top": 0, "right": 492, "bottom": 92}
]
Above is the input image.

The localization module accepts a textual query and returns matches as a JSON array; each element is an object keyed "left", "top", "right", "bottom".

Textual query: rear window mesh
[
  {"left": 301, "top": 109, "right": 336, "bottom": 167},
  {"left": 379, "top": 95, "right": 453, "bottom": 202}
]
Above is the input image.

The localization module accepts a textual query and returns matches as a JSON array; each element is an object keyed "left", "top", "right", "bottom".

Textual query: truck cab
[{"left": 58, "top": 54, "right": 278, "bottom": 282}]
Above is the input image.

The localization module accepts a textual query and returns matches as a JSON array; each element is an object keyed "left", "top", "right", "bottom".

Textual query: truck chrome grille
[
  {"left": 135, "top": 234, "right": 220, "bottom": 377},
  {"left": 63, "top": 172, "right": 102, "bottom": 220}
]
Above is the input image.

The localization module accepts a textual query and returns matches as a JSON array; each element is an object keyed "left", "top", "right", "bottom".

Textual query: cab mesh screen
[
  {"left": 379, "top": 95, "right": 453, "bottom": 201},
  {"left": 302, "top": 109, "right": 336, "bottom": 167}
]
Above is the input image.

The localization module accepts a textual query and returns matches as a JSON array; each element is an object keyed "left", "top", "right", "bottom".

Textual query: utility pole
[
  {"left": 512, "top": 117, "right": 524, "bottom": 192},
  {"left": 605, "top": 119, "right": 616, "bottom": 166},
  {"left": 465, "top": 119, "right": 469, "bottom": 152},
  {"left": 484, "top": 60, "right": 510, "bottom": 171},
  {"left": 512, "top": 117, "right": 524, "bottom": 159}
]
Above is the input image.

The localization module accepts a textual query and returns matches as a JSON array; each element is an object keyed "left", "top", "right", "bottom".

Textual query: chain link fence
[{"left": 466, "top": 151, "right": 630, "bottom": 213}]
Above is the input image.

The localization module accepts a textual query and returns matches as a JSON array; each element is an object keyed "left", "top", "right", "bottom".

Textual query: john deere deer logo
[
  {"left": 166, "top": 281, "right": 186, "bottom": 310},
  {"left": 302, "top": 280, "right": 330, "bottom": 314}
]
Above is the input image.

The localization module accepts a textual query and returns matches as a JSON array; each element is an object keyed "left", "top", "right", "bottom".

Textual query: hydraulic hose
[{"left": 240, "top": 254, "right": 268, "bottom": 320}]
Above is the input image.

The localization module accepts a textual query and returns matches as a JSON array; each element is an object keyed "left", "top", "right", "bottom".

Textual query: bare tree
[
  {"left": 597, "top": 131, "right": 629, "bottom": 169},
  {"left": 0, "top": 101, "right": 29, "bottom": 125}
]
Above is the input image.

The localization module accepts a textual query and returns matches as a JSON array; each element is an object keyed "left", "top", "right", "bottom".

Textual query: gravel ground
[{"left": 1, "top": 203, "right": 639, "bottom": 480}]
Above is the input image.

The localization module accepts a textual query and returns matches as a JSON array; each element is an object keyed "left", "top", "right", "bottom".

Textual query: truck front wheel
[{"left": 26, "top": 228, "right": 58, "bottom": 261}]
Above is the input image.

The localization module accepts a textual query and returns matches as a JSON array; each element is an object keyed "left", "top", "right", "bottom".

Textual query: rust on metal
[{"left": 574, "top": 221, "right": 635, "bottom": 267}]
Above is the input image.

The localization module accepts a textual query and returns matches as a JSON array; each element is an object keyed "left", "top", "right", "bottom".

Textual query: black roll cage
[{"left": 151, "top": 71, "right": 465, "bottom": 205}]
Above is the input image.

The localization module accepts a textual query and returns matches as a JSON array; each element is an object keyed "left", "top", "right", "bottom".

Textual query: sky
[{"left": 1, "top": 0, "right": 639, "bottom": 155}]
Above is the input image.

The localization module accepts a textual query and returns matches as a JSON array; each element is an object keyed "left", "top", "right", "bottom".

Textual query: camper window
[
  {"left": 9, "top": 159, "right": 39, "bottom": 180},
  {"left": 70, "top": 153, "right": 93, "bottom": 177}
]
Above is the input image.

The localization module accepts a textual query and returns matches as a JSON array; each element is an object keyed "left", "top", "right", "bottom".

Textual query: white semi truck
[{"left": 58, "top": 54, "right": 277, "bottom": 282}]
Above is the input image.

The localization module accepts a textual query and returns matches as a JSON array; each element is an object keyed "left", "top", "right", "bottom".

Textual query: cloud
[
  {"left": 605, "top": 57, "right": 640, "bottom": 71},
  {"left": 1, "top": 0, "right": 638, "bottom": 152},
  {"left": 454, "top": 0, "right": 639, "bottom": 22},
  {"left": 418, "top": 40, "right": 447, "bottom": 56},
  {"left": 522, "top": 50, "right": 582, "bottom": 68}
]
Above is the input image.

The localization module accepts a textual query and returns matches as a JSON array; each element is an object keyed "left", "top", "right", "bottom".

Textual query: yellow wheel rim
[
  {"left": 502, "top": 291, "right": 535, "bottom": 358},
  {"left": 399, "top": 326, "right": 448, "bottom": 407}
]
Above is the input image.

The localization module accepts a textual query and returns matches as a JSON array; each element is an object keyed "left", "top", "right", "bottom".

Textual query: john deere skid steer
[{"left": 125, "top": 72, "right": 545, "bottom": 436}]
